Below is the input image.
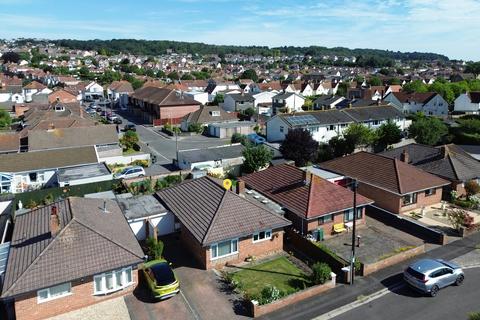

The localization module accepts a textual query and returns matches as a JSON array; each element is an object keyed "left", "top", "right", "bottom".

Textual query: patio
[{"left": 319, "top": 217, "right": 424, "bottom": 264}]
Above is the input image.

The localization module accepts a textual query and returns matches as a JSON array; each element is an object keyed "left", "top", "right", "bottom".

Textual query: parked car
[
  {"left": 113, "top": 166, "right": 145, "bottom": 179},
  {"left": 96, "top": 107, "right": 103, "bottom": 113},
  {"left": 247, "top": 133, "right": 266, "bottom": 145},
  {"left": 124, "top": 123, "right": 136, "bottom": 132},
  {"left": 142, "top": 259, "right": 180, "bottom": 300},
  {"left": 85, "top": 108, "right": 96, "bottom": 115},
  {"left": 404, "top": 258, "right": 464, "bottom": 297}
]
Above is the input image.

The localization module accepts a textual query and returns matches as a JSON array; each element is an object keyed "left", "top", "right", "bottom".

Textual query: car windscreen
[
  {"left": 406, "top": 267, "right": 425, "bottom": 280},
  {"left": 150, "top": 263, "right": 176, "bottom": 286}
]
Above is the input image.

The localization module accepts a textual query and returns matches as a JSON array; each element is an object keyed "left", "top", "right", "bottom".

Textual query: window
[
  {"left": 373, "top": 120, "right": 379, "bottom": 125},
  {"left": 402, "top": 193, "right": 418, "bottom": 206},
  {"left": 344, "top": 208, "right": 363, "bottom": 222},
  {"left": 280, "top": 126, "right": 284, "bottom": 133},
  {"left": 0, "top": 174, "right": 12, "bottom": 193},
  {"left": 211, "top": 111, "right": 220, "bottom": 116},
  {"left": 253, "top": 230, "right": 272, "bottom": 242},
  {"left": 327, "top": 125, "right": 335, "bottom": 131},
  {"left": 37, "top": 282, "right": 71, "bottom": 303},
  {"left": 210, "top": 239, "right": 238, "bottom": 260},
  {"left": 93, "top": 267, "right": 133, "bottom": 295},
  {"left": 318, "top": 214, "right": 333, "bottom": 225},
  {"left": 29, "top": 172, "right": 38, "bottom": 182},
  {"left": 425, "top": 188, "right": 436, "bottom": 197}
]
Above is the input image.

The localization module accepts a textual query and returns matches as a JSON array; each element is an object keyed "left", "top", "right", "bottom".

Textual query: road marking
[
  {"left": 463, "top": 264, "right": 480, "bottom": 269},
  {"left": 180, "top": 290, "right": 202, "bottom": 320},
  {"left": 312, "top": 282, "right": 405, "bottom": 320}
]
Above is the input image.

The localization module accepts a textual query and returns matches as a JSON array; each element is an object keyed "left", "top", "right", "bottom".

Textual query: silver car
[{"left": 404, "top": 258, "right": 464, "bottom": 297}]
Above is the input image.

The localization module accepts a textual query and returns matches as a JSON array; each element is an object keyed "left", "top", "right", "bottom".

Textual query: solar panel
[{"left": 287, "top": 114, "right": 318, "bottom": 126}]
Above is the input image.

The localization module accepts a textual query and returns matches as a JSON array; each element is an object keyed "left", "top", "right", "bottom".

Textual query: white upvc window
[
  {"left": 37, "top": 282, "right": 72, "bottom": 303},
  {"left": 93, "top": 267, "right": 133, "bottom": 295},
  {"left": 253, "top": 230, "right": 272, "bottom": 243},
  {"left": 210, "top": 239, "right": 238, "bottom": 260}
]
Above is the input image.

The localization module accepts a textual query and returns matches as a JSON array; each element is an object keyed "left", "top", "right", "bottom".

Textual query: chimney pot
[
  {"left": 236, "top": 180, "right": 245, "bottom": 195},
  {"left": 400, "top": 149, "right": 409, "bottom": 163},
  {"left": 50, "top": 205, "right": 60, "bottom": 237},
  {"left": 304, "top": 171, "right": 313, "bottom": 185}
]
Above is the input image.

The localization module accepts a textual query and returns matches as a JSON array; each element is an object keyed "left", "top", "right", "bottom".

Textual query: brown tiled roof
[
  {"left": 0, "top": 145, "right": 98, "bottom": 172},
  {"left": 183, "top": 105, "right": 237, "bottom": 124},
  {"left": 0, "top": 133, "right": 19, "bottom": 153},
  {"left": 156, "top": 176, "right": 291, "bottom": 245},
  {"left": 241, "top": 164, "right": 372, "bottom": 219},
  {"left": 28, "top": 124, "right": 118, "bottom": 151},
  {"left": 48, "top": 89, "right": 77, "bottom": 103},
  {"left": 319, "top": 152, "right": 450, "bottom": 195},
  {"left": 392, "top": 92, "right": 437, "bottom": 104},
  {"left": 131, "top": 87, "right": 200, "bottom": 106},
  {"left": 23, "top": 81, "right": 47, "bottom": 90},
  {"left": 108, "top": 80, "right": 134, "bottom": 93},
  {"left": 258, "top": 81, "right": 282, "bottom": 91},
  {"left": 1, "top": 197, "right": 144, "bottom": 297}
]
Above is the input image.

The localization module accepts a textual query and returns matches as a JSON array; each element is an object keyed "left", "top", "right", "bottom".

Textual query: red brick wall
[
  {"left": 14, "top": 270, "right": 138, "bottom": 320},
  {"left": 159, "top": 105, "right": 200, "bottom": 123},
  {"left": 399, "top": 187, "right": 443, "bottom": 214},
  {"left": 179, "top": 225, "right": 207, "bottom": 268}
]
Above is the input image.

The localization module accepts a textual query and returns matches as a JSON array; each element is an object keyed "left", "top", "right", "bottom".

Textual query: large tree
[
  {"left": 465, "top": 62, "right": 480, "bottom": 78},
  {"left": 343, "top": 123, "right": 376, "bottom": 149},
  {"left": 280, "top": 128, "right": 319, "bottom": 166},
  {"left": 1, "top": 51, "right": 20, "bottom": 64},
  {"left": 408, "top": 116, "right": 448, "bottom": 145},
  {"left": 242, "top": 145, "right": 273, "bottom": 173},
  {"left": 376, "top": 120, "right": 402, "bottom": 147},
  {"left": 240, "top": 69, "right": 258, "bottom": 82},
  {"left": 120, "top": 130, "right": 140, "bottom": 151},
  {"left": 0, "top": 110, "right": 12, "bottom": 128},
  {"left": 403, "top": 80, "right": 428, "bottom": 93}
]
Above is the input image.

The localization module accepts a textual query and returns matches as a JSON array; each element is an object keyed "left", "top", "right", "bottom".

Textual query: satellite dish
[{"left": 223, "top": 179, "right": 232, "bottom": 190}]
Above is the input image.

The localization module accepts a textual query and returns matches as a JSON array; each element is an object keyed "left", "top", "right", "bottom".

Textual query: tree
[
  {"left": 311, "top": 262, "right": 332, "bottom": 285},
  {"left": 231, "top": 133, "right": 249, "bottom": 145},
  {"left": 120, "top": 130, "right": 139, "bottom": 151},
  {"left": 1, "top": 51, "right": 20, "bottom": 63},
  {"left": 343, "top": 123, "right": 376, "bottom": 149},
  {"left": 328, "top": 136, "right": 354, "bottom": 157},
  {"left": 465, "top": 62, "right": 480, "bottom": 78},
  {"left": 167, "top": 71, "right": 179, "bottom": 80},
  {"left": 280, "top": 128, "right": 319, "bottom": 167},
  {"left": 156, "top": 70, "right": 166, "bottom": 78},
  {"left": 378, "top": 68, "right": 391, "bottom": 76},
  {"left": 336, "top": 82, "right": 349, "bottom": 97},
  {"left": 465, "top": 180, "right": 480, "bottom": 199},
  {"left": 396, "top": 68, "right": 405, "bottom": 75},
  {"left": 429, "top": 81, "right": 455, "bottom": 104},
  {"left": 408, "top": 116, "right": 448, "bottom": 145},
  {"left": 403, "top": 80, "right": 428, "bottom": 93},
  {"left": 146, "top": 237, "right": 164, "bottom": 260},
  {"left": 181, "top": 73, "right": 194, "bottom": 80},
  {"left": 376, "top": 120, "right": 402, "bottom": 148},
  {"left": 368, "top": 76, "right": 382, "bottom": 86},
  {"left": 243, "top": 107, "right": 255, "bottom": 118},
  {"left": 0, "top": 110, "right": 12, "bottom": 128},
  {"left": 389, "top": 77, "right": 401, "bottom": 85},
  {"left": 242, "top": 145, "right": 273, "bottom": 173},
  {"left": 212, "top": 93, "right": 224, "bottom": 105},
  {"left": 240, "top": 69, "right": 258, "bottom": 82}
]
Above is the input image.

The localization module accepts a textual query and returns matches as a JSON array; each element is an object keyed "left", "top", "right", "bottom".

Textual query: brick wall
[
  {"left": 179, "top": 225, "right": 207, "bottom": 268},
  {"left": 358, "top": 183, "right": 443, "bottom": 214},
  {"left": 14, "top": 270, "right": 138, "bottom": 320},
  {"left": 159, "top": 105, "right": 200, "bottom": 124},
  {"left": 361, "top": 244, "right": 425, "bottom": 276}
]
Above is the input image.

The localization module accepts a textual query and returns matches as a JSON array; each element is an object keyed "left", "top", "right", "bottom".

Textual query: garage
[{"left": 117, "top": 195, "right": 175, "bottom": 240}]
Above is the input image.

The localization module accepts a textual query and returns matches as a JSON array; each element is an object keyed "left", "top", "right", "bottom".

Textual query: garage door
[{"left": 150, "top": 212, "right": 175, "bottom": 236}]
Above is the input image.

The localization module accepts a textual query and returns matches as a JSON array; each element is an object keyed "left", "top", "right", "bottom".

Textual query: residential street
[{"left": 333, "top": 268, "right": 480, "bottom": 320}]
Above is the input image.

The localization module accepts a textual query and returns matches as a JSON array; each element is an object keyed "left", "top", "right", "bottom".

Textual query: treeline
[{"left": 13, "top": 38, "right": 449, "bottom": 63}]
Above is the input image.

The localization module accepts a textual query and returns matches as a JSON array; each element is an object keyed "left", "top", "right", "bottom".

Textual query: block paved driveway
[{"left": 124, "top": 235, "right": 250, "bottom": 320}]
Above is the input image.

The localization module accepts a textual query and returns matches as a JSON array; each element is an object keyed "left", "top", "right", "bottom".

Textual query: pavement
[
  {"left": 48, "top": 296, "right": 130, "bottom": 320},
  {"left": 257, "top": 231, "right": 480, "bottom": 320}
]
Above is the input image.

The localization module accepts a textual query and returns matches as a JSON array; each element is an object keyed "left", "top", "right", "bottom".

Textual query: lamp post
[{"left": 350, "top": 179, "right": 358, "bottom": 285}]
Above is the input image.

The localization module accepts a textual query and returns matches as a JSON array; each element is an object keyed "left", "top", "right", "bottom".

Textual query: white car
[{"left": 114, "top": 166, "right": 146, "bottom": 179}]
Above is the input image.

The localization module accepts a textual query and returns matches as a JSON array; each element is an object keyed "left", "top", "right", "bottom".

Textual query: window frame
[
  {"left": 252, "top": 230, "right": 272, "bottom": 243},
  {"left": 37, "top": 282, "right": 72, "bottom": 304},
  {"left": 344, "top": 208, "right": 363, "bottom": 222},
  {"left": 402, "top": 193, "right": 418, "bottom": 206},
  {"left": 318, "top": 214, "right": 333, "bottom": 225},
  {"left": 425, "top": 188, "right": 436, "bottom": 197},
  {"left": 210, "top": 239, "right": 239, "bottom": 260},
  {"left": 93, "top": 267, "right": 134, "bottom": 296}
]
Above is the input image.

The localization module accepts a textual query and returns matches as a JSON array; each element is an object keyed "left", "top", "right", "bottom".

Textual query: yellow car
[{"left": 142, "top": 259, "right": 180, "bottom": 299}]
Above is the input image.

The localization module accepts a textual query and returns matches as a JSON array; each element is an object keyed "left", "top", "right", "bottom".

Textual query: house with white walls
[
  {"left": 384, "top": 92, "right": 448, "bottom": 116},
  {"left": 272, "top": 92, "right": 305, "bottom": 114},
  {"left": 454, "top": 92, "right": 480, "bottom": 114}
]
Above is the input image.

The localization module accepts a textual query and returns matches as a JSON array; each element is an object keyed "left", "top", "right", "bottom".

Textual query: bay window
[
  {"left": 210, "top": 239, "right": 238, "bottom": 260},
  {"left": 37, "top": 282, "right": 71, "bottom": 303},
  {"left": 253, "top": 230, "right": 272, "bottom": 243},
  {"left": 93, "top": 267, "right": 133, "bottom": 295}
]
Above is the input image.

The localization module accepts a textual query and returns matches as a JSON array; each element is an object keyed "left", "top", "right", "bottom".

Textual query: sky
[{"left": 0, "top": 0, "right": 479, "bottom": 60}]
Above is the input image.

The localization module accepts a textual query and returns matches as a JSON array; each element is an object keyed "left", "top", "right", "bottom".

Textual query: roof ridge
[
  {"left": 393, "top": 158, "right": 403, "bottom": 194},
  {"left": 202, "top": 187, "right": 228, "bottom": 245},
  {"left": 306, "top": 176, "right": 315, "bottom": 217},
  {"left": 2, "top": 199, "right": 73, "bottom": 296},
  {"left": 445, "top": 152, "right": 459, "bottom": 180}
]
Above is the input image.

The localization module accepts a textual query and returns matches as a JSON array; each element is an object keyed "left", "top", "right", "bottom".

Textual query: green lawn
[{"left": 231, "top": 256, "right": 310, "bottom": 297}]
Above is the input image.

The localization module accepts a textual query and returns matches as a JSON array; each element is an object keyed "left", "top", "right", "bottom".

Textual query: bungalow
[
  {"left": 223, "top": 93, "right": 255, "bottom": 112},
  {"left": 180, "top": 105, "right": 237, "bottom": 132},
  {"left": 0, "top": 198, "right": 144, "bottom": 320},
  {"left": 383, "top": 92, "right": 448, "bottom": 116},
  {"left": 48, "top": 89, "right": 77, "bottom": 104},
  {"left": 272, "top": 92, "right": 305, "bottom": 114},
  {"left": 341, "top": 105, "right": 410, "bottom": 130},
  {"left": 318, "top": 152, "right": 450, "bottom": 215},
  {"left": 23, "top": 81, "right": 52, "bottom": 101},
  {"left": 454, "top": 92, "right": 480, "bottom": 114},
  {"left": 313, "top": 95, "right": 345, "bottom": 110},
  {"left": 107, "top": 80, "right": 134, "bottom": 109},
  {"left": 82, "top": 81, "right": 104, "bottom": 102},
  {"left": 130, "top": 86, "right": 201, "bottom": 125},
  {"left": 156, "top": 176, "right": 291, "bottom": 269},
  {"left": 381, "top": 143, "right": 480, "bottom": 197},
  {"left": 240, "top": 164, "right": 373, "bottom": 239}
]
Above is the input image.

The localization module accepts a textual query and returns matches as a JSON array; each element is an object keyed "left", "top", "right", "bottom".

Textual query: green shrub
[
  {"left": 231, "top": 133, "right": 248, "bottom": 145},
  {"left": 311, "top": 262, "right": 332, "bottom": 285},
  {"left": 146, "top": 237, "right": 164, "bottom": 260},
  {"left": 164, "top": 175, "right": 181, "bottom": 185},
  {"left": 469, "top": 312, "right": 480, "bottom": 320},
  {"left": 253, "top": 286, "right": 286, "bottom": 305},
  {"left": 43, "top": 193, "right": 55, "bottom": 205},
  {"left": 131, "top": 159, "right": 149, "bottom": 167},
  {"left": 188, "top": 123, "right": 204, "bottom": 134}
]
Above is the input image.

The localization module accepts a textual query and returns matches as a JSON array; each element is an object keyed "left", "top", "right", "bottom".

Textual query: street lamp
[{"left": 350, "top": 179, "right": 358, "bottom": 285}]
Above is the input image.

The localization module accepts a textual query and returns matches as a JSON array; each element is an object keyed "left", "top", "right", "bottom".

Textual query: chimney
[
  {"left": 440, "top": 145, "right": 448, "bottom": 158},
  {"left": 50, "top": 205, "right": 60, "bottom": 237},
  {"left": 103, "top": 200, "right": 108, "bottom": 213},
  {"left": 400, "top": 149, "right": 409, "bottom": 163},
  {"left": 304, "top": 171, "right": 313, "bottom": 185},
  {"left": 236, "top": 180, "right": 245, "bottom": 195},
  {"left": 47, "top": 122, "right": 55, "bottom": 131}
]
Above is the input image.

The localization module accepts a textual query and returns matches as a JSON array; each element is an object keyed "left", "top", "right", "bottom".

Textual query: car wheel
[
  {"left": 430, "top": 285, "right": 439, "bottom": 297},
  {"left": 138, "top": 174, "right": 144, "bottom": 177},
  {"left": 455, "top": 275, "right": 464, "bottom": 286}
]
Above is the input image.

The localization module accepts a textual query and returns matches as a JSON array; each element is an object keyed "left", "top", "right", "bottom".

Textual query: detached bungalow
[
  {"left": 318, "top": 152, "right": 450, "bottom": 215},
  {"left": 240, "top": 164, "right": 373, "bottom": 239},
  {"left": 0, "top": 198, "right": 144, "bottom": 320},
  {"left": 156, "top": 177, "right": 291, "bottom": 269}
]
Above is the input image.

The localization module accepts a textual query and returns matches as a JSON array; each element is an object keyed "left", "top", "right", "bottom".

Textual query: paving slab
[{"left": 48, "top": 296, "right": 130, "bottom": 320}]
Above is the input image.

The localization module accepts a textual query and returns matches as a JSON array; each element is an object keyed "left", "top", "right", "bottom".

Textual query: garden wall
[
  {"left": 249, "top": 273, "right": 336, "bottom": 318},
  {"left": 361, "top": 244, "right": 426, "bottom": 276},
  {"left": 286, "top": 230, "right": 348, "bottom": 276},
  {"left": 99, "top": 153, "right": 151, "bottom": 166}
]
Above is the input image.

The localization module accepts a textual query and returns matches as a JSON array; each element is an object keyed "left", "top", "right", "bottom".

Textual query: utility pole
[{"left": 350, "top": 179, "right": 358, "bottom": 285}]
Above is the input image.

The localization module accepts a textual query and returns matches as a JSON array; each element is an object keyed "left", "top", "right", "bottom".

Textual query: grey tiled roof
[
  {"left": 178, "top": 144, "right": 244, "bottom": 164},
  {"left": 1, "top": 197, "right": 144, "bottom": 297},
  {"left": 156, "top": 177, "right": 291, "bottom": 246},
  {"left": 342, "top": 105, "right": 405, "bottom": 122},
  {"left": 281, "top": 109, "right": 353, "bottom": 127}
]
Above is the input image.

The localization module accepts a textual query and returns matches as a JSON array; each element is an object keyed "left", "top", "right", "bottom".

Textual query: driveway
[{"left": 124, "top": 235, "right": 250, "bottom": 320}]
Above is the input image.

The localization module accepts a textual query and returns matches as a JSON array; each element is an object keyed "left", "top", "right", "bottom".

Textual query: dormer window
[{"left": 211, "top": 111, "right": 220, "bottom": 117}]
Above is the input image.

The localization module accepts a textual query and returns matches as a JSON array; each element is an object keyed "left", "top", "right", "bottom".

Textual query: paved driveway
[{"left": 124, "top": 235, "right": 250, "bottom": 320}]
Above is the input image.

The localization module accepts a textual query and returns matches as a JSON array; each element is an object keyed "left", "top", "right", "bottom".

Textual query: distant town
[{"left": 0, "top": 38, "right": 479, "bottom": 320}]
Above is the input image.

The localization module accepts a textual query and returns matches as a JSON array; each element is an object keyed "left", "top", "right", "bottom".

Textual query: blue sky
[{"left": 0, "top": 0, "right": 478, "bottom": 60}]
